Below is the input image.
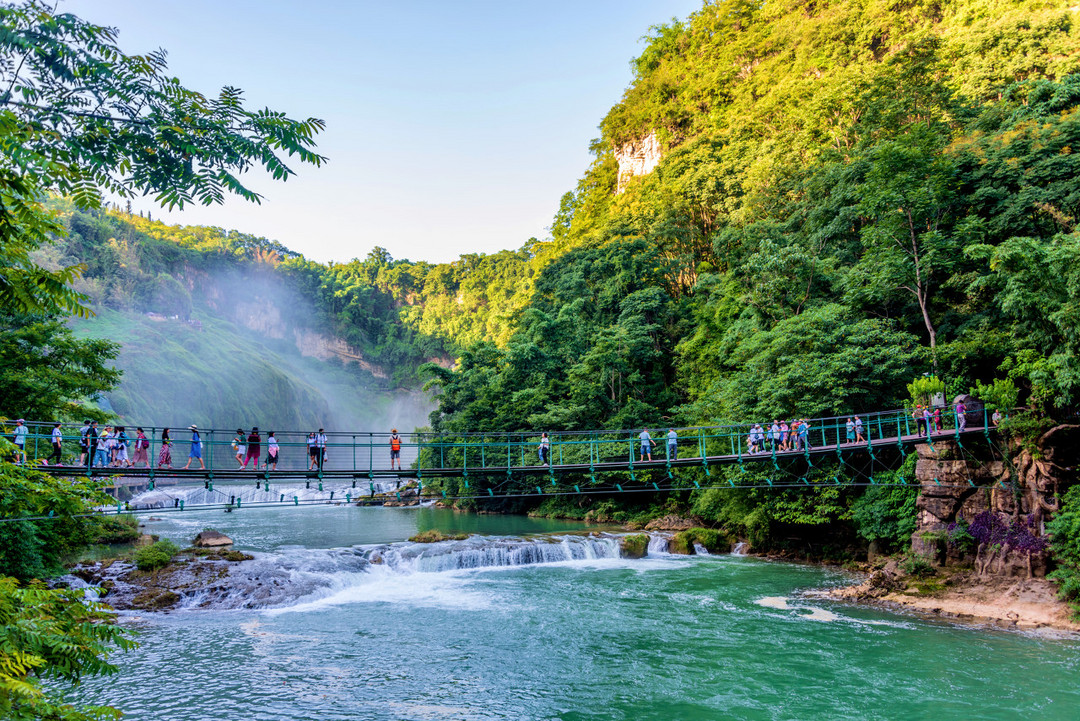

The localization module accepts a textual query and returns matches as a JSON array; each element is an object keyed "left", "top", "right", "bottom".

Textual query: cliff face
[
  {"left": 614, "top": 131, "right": 661, "bottom": 193},
  {"left": 234, "top": 300, "right": 388, "bottom": 379},
  {"left": 911, "top": 426, "right": 1080, "bottom": 578}
]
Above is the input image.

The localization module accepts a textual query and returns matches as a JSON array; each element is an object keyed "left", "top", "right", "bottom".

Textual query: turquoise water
[{"left": 69, "top": 506, "right": 1080, "bottom": 720}]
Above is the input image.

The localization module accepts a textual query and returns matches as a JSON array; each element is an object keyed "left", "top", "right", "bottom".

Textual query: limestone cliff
[{"left": 614, "top": 131, "right": 662, "bottom": 193}]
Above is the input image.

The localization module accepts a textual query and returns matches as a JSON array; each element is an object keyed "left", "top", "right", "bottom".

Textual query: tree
[
  {"left": 845, "top": 125, "right": 959, "bottom": 372},
  {"left": 0, "top": 0, "right": 326, "bottom": 316},
  {"left": 0, "top": 577, "right": 135, "bottom": 721},
  {"left": 0, "top": 313, "right": 121, "bottom": 421}
]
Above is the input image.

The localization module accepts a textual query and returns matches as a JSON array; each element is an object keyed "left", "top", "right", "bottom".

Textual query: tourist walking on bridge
[
  {"left": 307, "top": 432, "right": 318, "bottom": 469},
  {"left": 854, "top": 416, "right": 865, "bottom": 443},
  {"left": 79, "top": 420, "right": 91, "bottom": 466},
  {"left": 116, "top": 427, "right": 130, "bottom": 467},
  {"left": 845, "top": 417, "right": 855, "bottom": 444},
  {"left": 538, "top": 432, "right": 550, "bottom": 465},
  {"left": 266, "top": 431, "right": 279, "bottom": 470},
  {"left": 86, "top": 421, "right": 99, "bottom": 467},
  {"left": 639, "top": 429, "right": 654, "bottom": 462},
  {"left": 955, "top": 400, "right": 967, "bottom": 432},
  {"left": 232, "top": 429, "right": 245, "bottom": 468},
  {"left": 183, "top": 425, "right": 205, "bottom": 470},
  {"left": 157, "top": 428, "right": 172, "bottom": 468},
  {"left": 11, "top": 419, "right": 27, "bottom": 464},
  {"left": 390, "top": 429, "right": 402, "bottom": 470},
  {"left": 316, "top": 428, "right": 327, "bottom": 469},
  {"left": 133, "top": 428, "right": 149, "bottom": 467},
  {"left": 667, "top": 428, "right": 678, "bottom": 460},
  {"left": 93, "top": 424, "right": 109, "bottom": 468},
  {"left": 798, "top": 420, "right": 811, "bottom": 451},
  {"left": 49, "top": 422, "right": 62, "bottom": 465},
  {"left": 913, "top": 406, "right": 925, "bottom": 436},
  {"left": 243, "top": 428, "right": 261, "bottom": 469}
]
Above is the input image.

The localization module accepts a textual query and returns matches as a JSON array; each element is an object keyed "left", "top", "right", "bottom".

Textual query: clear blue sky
[{"left": 62, "top": 0, "right": 702, "bottom": 264}]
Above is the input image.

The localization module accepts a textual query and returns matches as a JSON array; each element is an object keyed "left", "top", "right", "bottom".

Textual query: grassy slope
[{"left": 72, "top": 307, "right": 431, "bottom": 434}]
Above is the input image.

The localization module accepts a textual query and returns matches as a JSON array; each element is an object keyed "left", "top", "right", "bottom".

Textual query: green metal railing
[{"left": 5, "top": 404, "right": 996, "bottom": 480}]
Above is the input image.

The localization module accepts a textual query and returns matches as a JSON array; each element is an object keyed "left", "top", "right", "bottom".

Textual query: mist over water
[{"left": 76, "top": 266, "right": 433, "bottom": 434}]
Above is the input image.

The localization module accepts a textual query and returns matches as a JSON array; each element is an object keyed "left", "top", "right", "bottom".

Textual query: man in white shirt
[
  {"left": 666, "top": 428, "right": 678, "bottom": 460},
  {"left": 316, "top": 429, "right": 327, "bottom": 469}
]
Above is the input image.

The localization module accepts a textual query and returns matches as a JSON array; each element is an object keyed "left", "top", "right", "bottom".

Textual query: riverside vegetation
[{"left": 7, "top": 0, "right": 1080, "bottom": 717}]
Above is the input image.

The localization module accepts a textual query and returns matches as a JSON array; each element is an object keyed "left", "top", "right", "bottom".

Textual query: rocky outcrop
[
  {"left": 644, "top": 514, "right": 699, "bottom": 531},
  {"left": 911, "top": 426, "right": 1080, "bottom": 578},
  {"left": 193, "top": 529, "right": 233, "bottom": 547},
  {"left": 615, "top": 131, "right": 662, "bottom": 193}
]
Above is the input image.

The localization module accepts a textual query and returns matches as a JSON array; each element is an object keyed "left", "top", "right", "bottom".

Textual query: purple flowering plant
[{"left": 947, "top": 511, "right": 1048, "bottom": 553}]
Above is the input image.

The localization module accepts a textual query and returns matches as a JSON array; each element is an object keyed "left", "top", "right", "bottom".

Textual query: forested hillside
[
  {"left": 44, "top": 0, "right": 1080, "bottom": 446},
  {"left": 427, "top": 0, "right": 1080, "bottom": 434}
]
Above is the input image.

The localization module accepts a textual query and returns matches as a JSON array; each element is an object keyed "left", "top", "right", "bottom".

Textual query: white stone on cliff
[{"left": 615, "top": 131, "right": 662, "bottom": 193}]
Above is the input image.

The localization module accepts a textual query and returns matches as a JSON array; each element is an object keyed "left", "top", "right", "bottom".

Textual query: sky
[{"left": 61, "top": 0, "right": 702, "bottom": 265}]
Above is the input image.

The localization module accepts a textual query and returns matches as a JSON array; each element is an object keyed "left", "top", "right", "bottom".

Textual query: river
[{"left": 68, "top": 504, "right": 1080, "bottom": 720}]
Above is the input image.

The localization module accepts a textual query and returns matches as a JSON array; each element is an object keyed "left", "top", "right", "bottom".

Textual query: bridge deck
[{"left": 38, "top": 426, "right": 989, "bottom": 483}]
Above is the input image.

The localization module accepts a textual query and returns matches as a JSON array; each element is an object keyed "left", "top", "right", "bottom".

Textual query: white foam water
[{"left": 128, "top": 480, "right": 399, "bottom": 509}]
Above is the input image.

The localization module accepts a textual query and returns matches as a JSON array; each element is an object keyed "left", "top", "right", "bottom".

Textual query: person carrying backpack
[{"left": 389, "top": 429, "right": 402, "bottom": 470}]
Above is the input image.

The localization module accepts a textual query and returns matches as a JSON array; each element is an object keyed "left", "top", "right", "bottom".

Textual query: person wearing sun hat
[
  {"left": 182, "top": 424, "right": 205, "bottom": 469},
  {"left": 12, "top": 419, "right": 27, "bottom": 464}
]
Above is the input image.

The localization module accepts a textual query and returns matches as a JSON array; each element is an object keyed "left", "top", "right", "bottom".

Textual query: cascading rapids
[
  {"left": 127, "top": 480, "right": 401, "bottom": 509},
  {"left": 124, "top": 533, "right": 633, "bottom": 611}
]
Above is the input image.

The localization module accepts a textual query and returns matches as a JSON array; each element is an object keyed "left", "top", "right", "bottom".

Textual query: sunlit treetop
[{"left": 0, "top": 0, "right": 326, "bottom": 315}]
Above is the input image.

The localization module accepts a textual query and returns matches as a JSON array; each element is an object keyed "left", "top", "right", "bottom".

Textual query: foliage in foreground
[
  {"left": 0, "top": 453, "right": 115, "bottom": 581},
  {"left": 0, "top": 578, "right": 136, "bottom": 721},
  {"left": 1048, "top": 486, "right": 1080, "bottom": 616}
]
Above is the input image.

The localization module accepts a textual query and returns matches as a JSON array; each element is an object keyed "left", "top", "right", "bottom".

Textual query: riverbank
[{"left": 823, "top": 563, "right": 1080, "bottom": 633}]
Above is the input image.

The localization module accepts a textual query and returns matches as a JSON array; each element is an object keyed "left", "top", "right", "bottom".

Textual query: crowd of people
[
  {"left": 529, "top": 401, "right": 992, "bottom": 466},
  {"left": 5, "top": 421, "right": 415, "bottom": 472}
]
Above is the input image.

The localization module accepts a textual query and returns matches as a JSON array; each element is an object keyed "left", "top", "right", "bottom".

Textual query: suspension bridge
[{"left": 5, "top": 405, "right": 1005, "bottom": 515}]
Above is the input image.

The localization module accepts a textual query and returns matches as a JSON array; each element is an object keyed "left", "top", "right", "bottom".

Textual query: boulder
[
  {"left": 193, "top": 530, "right": 233, "bottom": 547},
  {"left": 620, "top": 534, "right": 649, "bottom": 559},
  {"left": 644, "top": 514, "right": 698, "bottom": 531}
]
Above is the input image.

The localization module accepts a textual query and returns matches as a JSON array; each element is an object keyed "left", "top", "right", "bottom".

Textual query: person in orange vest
[{"left": 389, "top": 428, "right": 402, "bottom": 470}]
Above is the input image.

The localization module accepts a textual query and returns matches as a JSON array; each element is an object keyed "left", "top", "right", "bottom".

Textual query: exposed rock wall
[
  {"left": 911, "top": 426, "right": 1080, "bottom": 578},
  {"left": 615, "top": 131, "right": 662, "bottom": 193}
]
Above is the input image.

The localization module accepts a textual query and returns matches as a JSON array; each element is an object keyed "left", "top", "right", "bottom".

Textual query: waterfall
[
  {"left": 363, "top": 534, "right": 622, "bottom": 574},
  {"left": 693, "top": 542, "right": 709, "bottom": 555},
  {"left": 731, "top": 542, "right": 749, "bottom": 556},
  {"left": 128, "top": 480, "right": 400, "bottom": 509},
  {"left": 647, "top": 534, "right": 671, "bottom": 555}
]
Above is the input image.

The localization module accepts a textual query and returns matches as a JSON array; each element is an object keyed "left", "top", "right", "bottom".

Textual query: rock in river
[{"left": 193, "top": 529, "right": 233, "bottom": 547}]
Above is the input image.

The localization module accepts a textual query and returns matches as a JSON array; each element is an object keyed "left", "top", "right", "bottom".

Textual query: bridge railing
[{"left": 3, "top": 403, "right": 995, "bottom": 476}]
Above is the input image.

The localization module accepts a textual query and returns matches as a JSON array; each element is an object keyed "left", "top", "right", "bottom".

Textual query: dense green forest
[
  {"left": 7, "top": 1, "right": 1080, "bottom": 714},
  {"left": 30, "top": 1, "right": 1080, "bottom": 552}
]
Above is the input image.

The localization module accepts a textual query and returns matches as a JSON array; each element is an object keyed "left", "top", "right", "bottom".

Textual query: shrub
[
  {"left": 946, "top": 518, "right": 976, "bottom": 555},
  {"left": 900, "top": 553, "right": 936, "bottom": 578},
  {"left": 684, "top": 527, "right": 732, "bottom": 553},
  {"left": 89, "top": 514, "right": 141, "bottom": 544},
  {"left": 133, "top": 540, "right": 179, "bottom": 571},
  {"left": 1048, "top": 486, "right": 1080, "bottom": 616}
]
